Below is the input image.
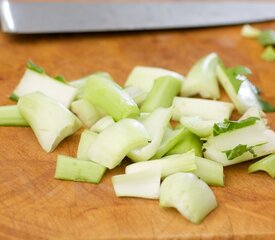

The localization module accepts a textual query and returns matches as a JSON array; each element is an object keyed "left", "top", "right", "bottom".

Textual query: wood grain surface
[{"left": 0, "top": 16, "right": 275, "bottom": 240}]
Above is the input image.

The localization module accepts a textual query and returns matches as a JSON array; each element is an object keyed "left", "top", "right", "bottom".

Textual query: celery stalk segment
[
  {"left": 55, "top": 155, "right": 106, "bottom": 184},
  {"left": 18, "top": 92, "right": 82, "bottom": 152},
  {"left": 248, "top": 153, "right": 275, "bottom": 178},
  {"left": 77, "top": 130, "right": 98, "bottom": 161},
  {"left": 0, "top": 105, "right": 29, "bottom": 126},
  {"left": 90, "top": 116, "right": 115, "bottom": 133}
]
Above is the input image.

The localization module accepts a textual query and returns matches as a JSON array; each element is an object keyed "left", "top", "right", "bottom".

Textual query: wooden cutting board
[{"left": 0, "top": 20, "right": 275, "bottom": 239}]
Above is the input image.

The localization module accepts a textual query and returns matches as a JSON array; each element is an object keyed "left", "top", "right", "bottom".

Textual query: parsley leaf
[
  {"left": 54, "top": 75, "right": 67, "bottom": 84},
  {"left": 27, "top": 61, "right": 45, "bottom": 74}
]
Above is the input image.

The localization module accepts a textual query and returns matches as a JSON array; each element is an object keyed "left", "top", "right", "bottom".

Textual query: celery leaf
[{"left": 27, "top": 61, "right": 45, "bottom": 74}]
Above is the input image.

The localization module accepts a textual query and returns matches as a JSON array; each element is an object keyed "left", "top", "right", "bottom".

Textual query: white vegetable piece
[
  {"left": 77, "top": 130, "right": 97, "bottom": 160},
  {"left": 90, "top": 116, "right": 115, "bottom": 133},
  {"left": 123, "top": 86, "right": 148, "bottom": 105},
  {"left": 125, "top": 66, "right": 184, "bottom": 94},
  {"left": 172, "top": 97, "right": 234, "bottom": 121},
  {"left": 112, "top": 168, "right": 161, "bottom": 199},
  {"left": 88, "top": 118, "right": 150, "bottom": 169},
  {"left": 13, "top": 69, "right": 77, "bottom": 108},
  {"left": 126, "top": 150, "right": 196, "bottom": 178},
  {"left": 160, "top": 173, "right": 217, "bottom": 224},
  {"left": 18, "top": 92, "right": 82, "bottom": 152},
  {"left": 127, "top": 107, "right": 173, "bottom": 162},
  {"left": 181, "top": 52, "right": 220, "bottom": 99}
]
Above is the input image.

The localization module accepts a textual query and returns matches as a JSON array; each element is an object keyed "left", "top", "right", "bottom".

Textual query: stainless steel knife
[{"left": 0, "top": 0, "right": 275, "bottom": 34}]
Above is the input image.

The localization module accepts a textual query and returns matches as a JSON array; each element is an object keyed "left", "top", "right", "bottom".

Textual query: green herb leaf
[
  {"left": 223, "top": 143, "right": 265, "bottom": 160},
  {"left": 258, "top": 30, "right": 275, "bottom": 46},
  {"left": 9, "top": 93, "right": 19, "bottom": 102},
  {"left": 224, "top": 66, "right": 252, "bottom": 93},
  {"left": 213, "top": 117, "right": 259, "bottom": 136},
  {"left": 261, "top": 46, "right": 275, "bottom": 62},
  {"left": 54, "top": 75, "right": 67, "bottom": 84},
  {"left": 26, "top": 61, "right": 45, "bottom": 74}
]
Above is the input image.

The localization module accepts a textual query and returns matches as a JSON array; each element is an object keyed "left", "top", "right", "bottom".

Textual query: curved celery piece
[
  {"left": 152, "top": 126, "right": 186, "bottom": 159},
  {"left": 166, "top": 128, "right": 203, "bottom": 157},
  {"left": 216, "top": 64, "right": 261, "bottom": 114},
  {"left": 140, "top": 76, "right": 181, "bottom": 113},
  {"left": 84, "top": 74, "right": 139, "bottom": 121},
  {"left": 18, "top": 92, "right": 82, "bottom": 153},
  {"left": 90, "top": 116, "right": 115, "bottom": 133},
  {"left": 88, "top": 118, "right": 150, "bottom": 169},
  {"left": 123, "top": 86, "right": 147, "bottom": 105},
  {"left": 126, "top": 150, "right": 196, "bottom": 179},
  {"left": 180, "top": 116, "right": 216, "bottom": 138},
  {"left": 125, "top": 66, "right": 184, "bottom": 94},
  {"left": 241, "top": 24, "right": 261, "bottom": 38},
  {"left": 55, "top": 155, "right": 106, "bottom": 184},
  {"left": 181, "top": 53, "right": 220, "bottom": 99},
  {"left": 71, "top": 99, "right": 101, "bottom": 128},
  {"left": 112, "top": 168, "right": 161, "bottom": 199},
  {"left": 12, "top": 68, "right": 77, "bottom": 108},
  {"left": 172, "top": 97, "right": 234, "bottom": 122},
  {"left": 203, "top": 122, "right": 275, "bottom": 166},
  {"left": 70, "top": 72, "right": 112, "bottom": 100},
  {"left": 77, "top": 130, "right": 97, "bottom": 160},
  {"left": 0, "top": 105, "right": 29, "bottom": 126},
  {"left": 248, "top": 154, "right": 275, "bottom": 178},
  {"left": 127, "top": 107, "right": 173, "bottom": 162},
  {"left": 160, "top": 173, "right": 217, "bottom": 224},
  {"left": 192, "top": 157, "right": 224, "bottom": 187}
]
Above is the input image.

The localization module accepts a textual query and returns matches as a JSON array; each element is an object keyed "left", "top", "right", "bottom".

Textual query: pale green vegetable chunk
[
  {"left": 90, "top": 116, "right": 115, "bottom": 133},
  {"left": 261, "top": 46, "right": 275, "bottom": 62},
  {"left": 18, "top": 92, "right": 82, "bottom": 152},
  {"left": 241, "top": 24, "right": 261, "bottom": 38},
  {"left": 84, "top": 74, "right": 139, "bottom": 121},
  {"left": 248, "top": 153, "right": 275, "bottom": 178},
  {"left": 172, "top": 97, "right": 234, "bottom": 122},
  {"left": 112, "top": 168, "right": 161, "bottom": 199},
  {"left": 160, "top": 173, "right": 217, "bottom": 224},
  {"left": 192, "top": 157, "right": 224, "bottom": 186},
  {"left": 123, "top": 86, "right": 147, "bottom": 105},
  {"left": 12, "top": 68, "right": 77, "bottom": 108},
  {"left": 88, "top": 118, "right": 150, "bottom": 169},
  {"left": 126, "top": 150, "right": 196, "bottom": 178},
  {"left": 181, "top": 52, "right": 220, "bottom": 99},
  {"left": 0, "top": 105, "right": 29, "bottom": 126},
  {"left": 55, "top": 155, "right": 106, "bottom": 184},
  {"left": 125, "top": 66, "right": 184, "bottom": 94},
  {"left": 140, "top": 76, "right": 182, "bottom": 112},
  {"left": 71, "top": 99, "right": 101, "bottom": 128},
  {"left": 77, "top": 130, "right": 97, "bottom": 160},
  {"left": 166, "top": 128, "right": 203, "bottom": 157},
  {"left": 128, "top": 107, "right": 172, "bottom": 162}
]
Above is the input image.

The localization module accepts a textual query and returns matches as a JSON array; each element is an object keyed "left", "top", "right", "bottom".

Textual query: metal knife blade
[{"left": 1, "top": 0, "right": 275, "bottom": 34}]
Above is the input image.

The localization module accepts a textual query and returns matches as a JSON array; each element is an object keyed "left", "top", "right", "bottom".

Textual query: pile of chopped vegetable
[
  {"left": 0, "top": 54, "right": 274, "bottom": 224},
  {"left": 241, "top": 24, "right": 275, "bottom": 61}
]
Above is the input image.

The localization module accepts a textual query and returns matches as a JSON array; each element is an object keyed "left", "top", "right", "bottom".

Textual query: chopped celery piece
[
  {"left": 128, "top": 107, "right": 172, "bottom": 162},
  {"left": 181, "top": 53, "right": 220, "bottom": 99},
  {"left": 166, "top": 128, "right": 203, "bottom": 157},
  {"left": 0, "top": 105, "right": 29, "bottom": 126},
  {"left": 77, "top": 130, "right": 97, "bottom": 161},
  {"left": 192, "top": 157, "right": 224, "bottom": 186},
  {"left": 180, "top": 116, "right": 216, "bottom": 138},
  {"left": 160, "top": 173, "right": 217, "bottom": 224},
  {"left": 172, "top": 97, "right": 234, "bottom": 121},
  {"left": 123, "top": 86, "right": 147, "bottom": 105},
  {"left": 239, "top": 107, "right": 267, "bottom": 125},
  {"left": 241, "top": 24, "right": 261, "bottom": 38},
  {"left": 84, "top": 74, "right": 139, "bottom": 121},
  {"left": 88, "top": 118, "right": 150, "bottom": 169},
  {"left": 12, "top": 68, "right": 77, "bottom": 108},
  {"left": 112, "top": 168, "right": 161, "bottom": 199},
  {"left": 18, "top": 92, "right": 82, "bottom": 152},
  {"left": 248, "top": 154, "right": 275, "bottom": 178},
  {"left": 140, "top": 76, "right": 181, "bottom": 112},
  {"left": 216, "top": 64, "right": 261, "bottom": 114},
  {"left": 261, "top": 46, "right": 275, "bottom": 62},
  {"left": 152, "top": 126, "right": 186, "bottom": 159},
  {"left": 90, "top": 116, "right": 115, "bottom": 133},
  {"left": 70, "top": 72, "right": 113, "bottom": 100},
  {"left": 125, "top": 66, "right": 184, "bottom": 94},
  {"left": 126, "top": 151, "right": 196, "bottom": 178},
  {"left": 258, "top": 30, "right": 275, "bottom": 46},
  {"left": 71, "top": 99, "right": 101, "bottom": 128},
  {"left": 203, "top": 122, "right": 275, "bottom": 166},
  {"left": 55, "top": 155, "right": 106, "bottom": 184}
]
